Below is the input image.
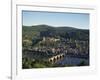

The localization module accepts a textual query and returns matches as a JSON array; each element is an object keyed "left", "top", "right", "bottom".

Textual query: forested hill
[{"left": 22, "top": 24, "right": 89, "bottom": 41}]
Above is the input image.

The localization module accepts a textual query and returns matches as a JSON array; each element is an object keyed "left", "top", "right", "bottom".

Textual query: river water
[{"left": 56, "top": 55, "right": 89, "bottom": 66}]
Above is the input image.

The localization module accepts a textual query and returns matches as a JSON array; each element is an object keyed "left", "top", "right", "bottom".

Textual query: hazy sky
[{"left": 22, "top": 11, "right": 89, "bottom": 29}]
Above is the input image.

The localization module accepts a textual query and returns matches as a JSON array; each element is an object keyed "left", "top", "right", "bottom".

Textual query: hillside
[{"left": 22, "top": 24, "right": 89, "bottom": 41}]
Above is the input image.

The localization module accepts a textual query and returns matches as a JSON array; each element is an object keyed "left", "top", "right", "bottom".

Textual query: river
[{"left": 56, "top": 55, "right": 89, "bottom": 66}]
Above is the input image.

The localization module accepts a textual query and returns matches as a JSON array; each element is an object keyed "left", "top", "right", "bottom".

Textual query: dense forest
[{"left": 22, "top": 24, "right": 89, "bottom": 41}]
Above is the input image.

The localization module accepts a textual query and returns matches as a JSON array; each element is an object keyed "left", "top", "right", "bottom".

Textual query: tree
[{"left": 77, "top": 60, "right": 86, "bottom": 66}]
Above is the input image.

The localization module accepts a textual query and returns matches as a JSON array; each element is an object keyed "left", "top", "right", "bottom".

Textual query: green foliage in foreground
[
  {"left": 22, "top": 57, "right": 63, "bottom": 69},
  {"left": 22, "top": 57, "right": 87, "bottom": 69},
  {"left": 77, "top": 60, "right": 87, "bottom": 66},
  {"left": 22, "top": 57, "right": 53, "bottom": 69}
]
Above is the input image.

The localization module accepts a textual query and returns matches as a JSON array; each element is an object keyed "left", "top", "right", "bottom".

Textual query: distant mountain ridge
[{"left": 22, "top": 24, "right": 89, "bottom": 41}]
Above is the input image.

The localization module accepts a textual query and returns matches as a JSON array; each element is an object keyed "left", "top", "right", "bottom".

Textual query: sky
[{"left": 22, "top": 11, "right": 89, "bottom": 29}]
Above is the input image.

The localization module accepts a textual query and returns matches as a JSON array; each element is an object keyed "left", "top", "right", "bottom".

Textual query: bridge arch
[{"left": 48, "top": 53, "right": 65, "bottom": 63}]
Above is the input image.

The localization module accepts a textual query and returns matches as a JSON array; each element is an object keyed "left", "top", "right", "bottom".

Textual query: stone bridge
[{"left": 48, "top": 53, "right": 65, "bottom": 63}]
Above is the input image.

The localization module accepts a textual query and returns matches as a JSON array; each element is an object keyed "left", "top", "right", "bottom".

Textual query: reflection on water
[{"left": 56, "top": 55, "right": 89, "bottom": 66}]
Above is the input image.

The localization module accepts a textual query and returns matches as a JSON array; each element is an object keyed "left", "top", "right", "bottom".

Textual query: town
[{"left": 22, "top": 35, "right": 89, "bottom": 68}]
